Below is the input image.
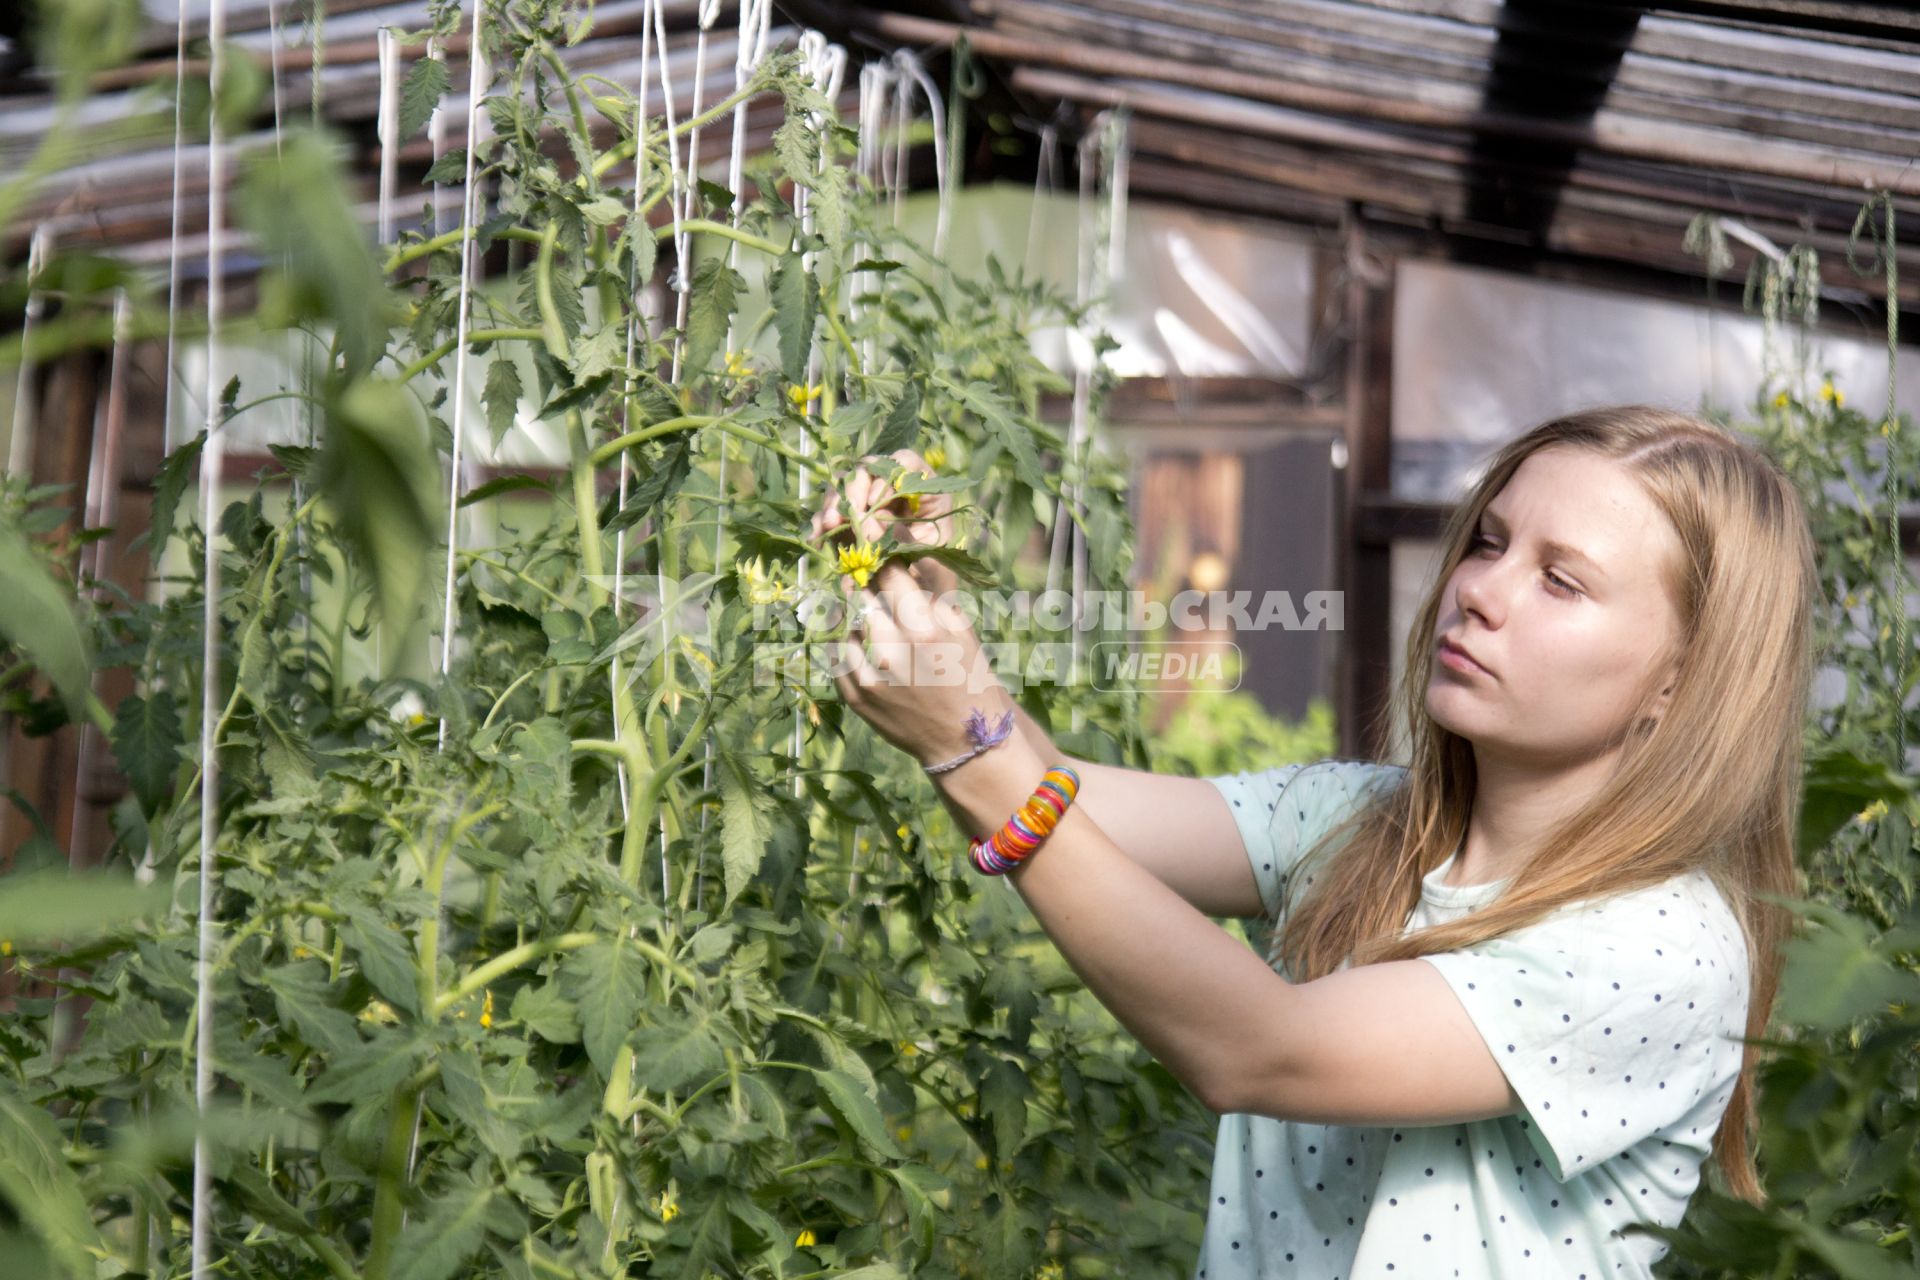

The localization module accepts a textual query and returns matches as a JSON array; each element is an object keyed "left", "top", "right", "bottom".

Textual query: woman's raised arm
[{"left": 1000, "top": 705, "right": 1267, "bottom": 920}]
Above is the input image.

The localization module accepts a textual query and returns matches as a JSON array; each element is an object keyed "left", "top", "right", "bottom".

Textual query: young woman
[{"left": 810, "top": 405, "right": 1812, "bottom": 1280}]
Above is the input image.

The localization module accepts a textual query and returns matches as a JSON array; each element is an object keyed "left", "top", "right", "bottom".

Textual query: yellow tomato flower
[
  {"left": 795, "top": 1228, "right": 817, "bottom": 1247},
  {"left": 735, "top": 555, "right": 795, "bottom": 606},
  {"left": 1036, "top": 1263, "right": 1065, "bottom": 1280},
  {"left": 1821, "top": 379, "right": 1843, "bottom": 407},
  {"left": 0, "top": 940, "right": 11, "bottom": 957},
  {"left": 836, "top": 542, "right": 883, "bottom": 589},
  {"left": 723, "top": 349, "right": 752, "bottom": 380},
  {"left": 974, "top": 1155, "right": 990, "bottom": 1170},
  {"left": 895, "top": 1125, "right": 913, "bottom": 1142},
  {"left": 923, "top": 443, "right": 947, "bottom": 471},
  {"left": 358, "top": 999, "right": 399, "bottom": 1025},
  {"left": 1772, "top": 390, "right": 1790, "bottom": 409},
  {"left": 897, "top": 822, "right": 911, "bottom": 840},
  {"left": 653, "top": 1187, "right": 680, "bottom": 1222},
  {"left": 292, "top": 944, "right": 314, "bottom": 959},
  {"left": 1858, "top": 798, "right": 1890, "bottom": 823},
  {"left": 787, "top": 382, "right": 823, "bottom": 408},
  {"left": 897, "top": 1040, "right": 919, "bottom": 1056},
  {"left": 480, "top": 989, "right": 495, "bottom": 1030}
]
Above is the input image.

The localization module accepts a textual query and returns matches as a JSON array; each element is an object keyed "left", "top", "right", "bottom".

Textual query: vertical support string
[
  {"left": 650, "top": 0, "right": 687, "bottom": 900},
  {"left": 611, "top": 0, "right": 659, "bottom": 865},
  {"left": 159, "top": 0, "right": 192, "bottom": 459},
  {"left": 791, "top": 33, "right": 844, "bottom": 801},
  {"left": 191, "top": 1, "right": 230, "bottom": 1271},
  {"left": 377, "top": 27, "right": 398, "bottom": 248},
  {"left": 889, "top": 49, "right": 949, "bottom": 262},
  {"left": 693, "top": 0, "right": 771, "bottom": 899},
  {"left": 7, "top": 225, "right": 49, "bottom": 475},
  {"left": 436, "top": 0, "right": 489, "bottom": 748}
]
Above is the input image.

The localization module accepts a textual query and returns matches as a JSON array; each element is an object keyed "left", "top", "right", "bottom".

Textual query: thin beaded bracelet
[{"left": 969, "top": 766, "right": 1081, "bottom": 876}]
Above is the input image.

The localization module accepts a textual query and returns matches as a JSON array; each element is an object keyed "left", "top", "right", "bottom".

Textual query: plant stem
[
  {"left": 364, "top": 1080, "right": 420, "bottom": 1280},
  {"left": 588, "top": 75, "right": 770, "bottom": 179},
  {"left": 652, "top": 217, "right": 784, "bottom": 260},
  {"left": 383, "top": 224, "right": 545, "bottom": 274},
  {"left": 399, "top": 327, "right": 544, "bottom": 382},
  {"left": 432, "top": 932, "right": 599, "bottom": 1015},
  {"left": 535, "top": 221, "right": 572, "bottom": 362}
]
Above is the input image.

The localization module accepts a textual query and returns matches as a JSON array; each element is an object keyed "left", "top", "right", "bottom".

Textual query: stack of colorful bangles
[{"left": 969, "top": 766, "right": 1081, "bottom": 876}]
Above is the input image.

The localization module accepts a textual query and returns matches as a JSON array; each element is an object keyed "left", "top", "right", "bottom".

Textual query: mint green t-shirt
[{"left": 1196, "top": 759, "right": 1749, "bottom": 1280}]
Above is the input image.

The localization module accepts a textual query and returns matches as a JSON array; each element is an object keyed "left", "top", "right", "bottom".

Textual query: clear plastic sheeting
[
  {"left": 1392, "top": 258, "right": 1920, "bottom": 502},
  {"left": 895, "top": 184, "right": 1317, "bottom": 380}
]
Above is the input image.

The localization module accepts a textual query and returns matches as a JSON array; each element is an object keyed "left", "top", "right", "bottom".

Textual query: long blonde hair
[{"left": 1272, "top": 405, "right": 1815, "bottom": 1207}]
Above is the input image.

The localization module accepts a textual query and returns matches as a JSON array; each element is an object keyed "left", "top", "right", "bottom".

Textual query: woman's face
[{"left": 1425, "top": 445, "right": 1685, "bottom": 768}]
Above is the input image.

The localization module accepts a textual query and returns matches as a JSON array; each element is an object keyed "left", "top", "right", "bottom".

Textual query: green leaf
[
  {"left": 0, "top": 1091, "right": 103, "bottom": 1277},
  {"left": 629, "top": 1007, "right": 725, "bottom": 1092},
  {"left": 398, "top": 54, "right": 450, "bottom": 141},
  {"left": 719, "top": 752, "right": 773, "bottom": 908},
  {"left": 561, "top": 941, "right": 647, "bottom": 1076},
  {"left": 317, "top": 376, "right": 442, "bottom": 663},
  {"left": 458, "top": 474, "right": 550, "bottom": 508},
  {"left": 578, "top": 194, "right": 628, "bottom": 226},
  {"left": 979, "top": 1057, "right": 1031, "bottom": 1159},
  {"left": 885, "top": 1165, "right": 950, "bottom": 1269},
  {"left": 1797, "top": 748, "right": 1915, "bottom": 860},
  {"left": 482, "top": 355, "right": 523, "bottom": 448},
  {"left": 109, "top": 690, "right": 181, "bottom": 815},
  {"left": 143, "top": 430, "right": 204, "bottom": 553},
  {"left": 943, "top": 377, "right": 1047, "bottom": 491},
  {"left": 770, "top": 249, "right": 818, "bottom": 384},
  {"left": 508, "top": 981, "right": 580, "bottom": 1044},
  {"left": 235, "top": 131, "right": 401, "bottom": 379},
  {"left": 307, "top": 1029, "right": 425, "bottom": 1104},
  {"left": 260, "top": 961, "right": 360, "bottom": 1057},
  {"left": 1775, "top": 899, "right": 1919, "bottom": 1030},
  {"left": 343, "top": 908, "right": 421, "bottom": 1018},
  {"left": 811, "top": 1067, "right": 901, "bottom": 1160},
  {"left": 424, "top": 147, "right": 466, "bottom": 185},
  {"left": 869, "top": 384, "right": 922, "bottom": 456},
  {"left": 684, "top": 257, "right": 743, "bottom": 379},
  {"left": 604, "top": 441, "right": 691, "bottom": 535},
  {"left": 391, "top": 1173, "right": 495, "bottom": 1280},
  {"left": 0, "top": 869, "right": 161, "bottom": 945},
  {"left": 0, "top": 520, "right": 91, "bottom": 724}
]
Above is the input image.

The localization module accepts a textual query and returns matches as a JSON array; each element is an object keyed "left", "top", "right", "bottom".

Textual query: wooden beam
[{"left": 862, "top": 10, "right": 1920, "bottom": 194}]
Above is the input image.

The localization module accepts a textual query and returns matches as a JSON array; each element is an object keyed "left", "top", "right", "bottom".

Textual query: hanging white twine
[
  {"left": 376, "top": 27, "right": 398, "bottom": 247},
  {"left": 190, "top": 0, "right": 230, "bottom": 1271},
  {"left": 611, "top": 0, "right": 660, "bottom": 849},
  {"left": 435, "top": 2, "right": 489, "bottom": 748},
  {"left": 8, "top": 225, "right": 50, "bottom": 475},
  {"left": 888, "top": 48, "right": 949, "bottom": 261},
  {"left": 697, "top": 0, "right": 774, "bottom": 845}
]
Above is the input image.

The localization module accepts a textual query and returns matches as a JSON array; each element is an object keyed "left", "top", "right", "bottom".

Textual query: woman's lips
[{"left": 1438, "top": 637, "right": 1493, "bottom": 678}]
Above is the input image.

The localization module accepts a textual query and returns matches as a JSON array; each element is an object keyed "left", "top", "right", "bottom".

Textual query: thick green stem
[
  {"left": 364, "top": 1081, "right": 420, "bottom": 1280},
  {"left": 433, "top": 932, "right": 599, "bottom": 1015},
  {"left": 589, "top": 76, "right": 770, "bottom": 179},
  {"left": 400, "top": 328, "right": 544, "bottom": 382},
  {"left": 383, "top": 225, "right": 545, "bottom": 275},
  {"left": 569, "top": 413, "right": 658, "bottom": 886},
  {"left": 536, "top": 221, "right": 572, "bottom": 362},
  {"left": 653, "top": 217, "right": 785, "bottom": 260}
]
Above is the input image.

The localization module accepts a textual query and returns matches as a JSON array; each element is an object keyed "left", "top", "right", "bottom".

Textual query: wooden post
[{"left": 1336, "top": 218, "right": 1397, "bottom": 760}]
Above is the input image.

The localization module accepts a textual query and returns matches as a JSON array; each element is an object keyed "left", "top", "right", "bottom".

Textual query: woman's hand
[
  {"left": 835, "top": 560, "right": 1018, "bottom": 772},
  {"left": 807, "top": 447, "right": 960, "bottom": 598}
]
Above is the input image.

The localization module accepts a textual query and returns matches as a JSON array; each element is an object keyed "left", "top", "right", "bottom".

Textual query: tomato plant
[{"left": 0, "top": 2, "right": 1216, "bottom": 1276}]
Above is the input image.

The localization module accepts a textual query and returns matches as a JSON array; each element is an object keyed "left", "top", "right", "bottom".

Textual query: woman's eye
[
  {"left": 1544, "top": 571, "right": 1580, "bottom": 598},
  {"left": 1472, "top": 534, "right": 1580, "bottom": 597}
]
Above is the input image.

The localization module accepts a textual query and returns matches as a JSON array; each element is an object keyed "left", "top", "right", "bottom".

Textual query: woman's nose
[{"left": 1454, "top": 563, "right": 1503, "bottom": 626}]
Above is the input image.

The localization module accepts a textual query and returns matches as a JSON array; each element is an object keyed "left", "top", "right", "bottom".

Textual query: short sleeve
[
  {"left": 1420, "top": 877, "right": 1751, "bottom": 1183},
  {"left": 1201, "top": 759, "right": 1406, "bottom": 920}
]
